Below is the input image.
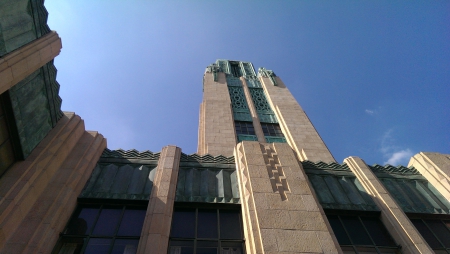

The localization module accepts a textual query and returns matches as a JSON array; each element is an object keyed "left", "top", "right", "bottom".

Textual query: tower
[{"left": 198, "top": 60, "right": 335, "bottom": 163}]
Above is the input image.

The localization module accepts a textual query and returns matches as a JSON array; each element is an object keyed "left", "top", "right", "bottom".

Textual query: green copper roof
[
  {"left": 101, "top": 148, "right": 161, "bottom": 160},
  {"left": 80, "top": 163, "right": 155, "bottom": 200},
  {"left": 303, "top": 161, "right": 378, "bottom": 211},
  {"left": 175, "top": 167, "right": 240, "bottom": 204}
]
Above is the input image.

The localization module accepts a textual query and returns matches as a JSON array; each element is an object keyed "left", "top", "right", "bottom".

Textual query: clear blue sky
[{"left": 45, "top": 1, "right": 449, "bottom": 166}]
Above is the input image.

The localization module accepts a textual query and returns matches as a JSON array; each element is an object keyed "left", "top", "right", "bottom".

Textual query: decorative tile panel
[
  {"left": 237, "top": 134, "right": 258, "bottom": 142},
  {"left": 249, "top": 87, "right": 278, "bottom": 123},
  {"left": 265, "top": 136, "right": 287, "bottom": 143}
]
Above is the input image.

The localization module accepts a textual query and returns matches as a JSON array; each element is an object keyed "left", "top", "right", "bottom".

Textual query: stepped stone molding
[
  {"left": 236, "top": 141, "right": 340, "bottom": 253},
  {"left": 0, "top": 31, "right": 62, "bottom": 95},
  {"left": 408, "top": 152, "right": 450, "bottom": 202},
  {"left": 0, "top": 112, "right": 106, "bottom": 253},
  {"left": 345, "top": 156, "right": 433, "bottom": 254}
]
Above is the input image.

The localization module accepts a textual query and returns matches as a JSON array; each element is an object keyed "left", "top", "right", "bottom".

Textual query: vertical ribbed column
[
  {"left": 137, "top": 145, "right": 181, "bottom": 254},
  {"left": 345, "top": 156, "right": 433, "bottom": 253},
  {"left": 240, "top": 77, "right": 265, "bottom": 143},
  {"left": 260, "top": 74, "right": 335, "bottom": 162},
  {"left": 235, "top": 141, "right": 340, "bottom": 253}
]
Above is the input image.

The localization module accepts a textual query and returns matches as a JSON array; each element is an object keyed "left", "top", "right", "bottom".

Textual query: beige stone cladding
[
  {"left": 260, "top": 76, "right": 335, "bottom": 163},
  {"left": 197, "top": 72, "right": 236, "bottom": 156},
  {"left": 0, "top": 31, "right": 62, "bottom": 95},
  {"left": 345, "top": 156, "right": 433, "bottom": 253},
  {"left": 408, "top": 152, "right": 450, "bottom": 202},
  {"left": 235, "top": 141, "right": 341, "bottom": 253},
  {"left": 137, "top": 145, "right": 181, "bottom": 254},
  {"left": 0, "top": 112, "right": 106, "bottom": 253}
]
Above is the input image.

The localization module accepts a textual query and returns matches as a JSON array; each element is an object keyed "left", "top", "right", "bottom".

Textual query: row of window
[
  {"left": 234, "top": 121, "right": 284, "bottom": 138},
  {"left": 54, "top": 203, "right": 450, "bottom": 254}
]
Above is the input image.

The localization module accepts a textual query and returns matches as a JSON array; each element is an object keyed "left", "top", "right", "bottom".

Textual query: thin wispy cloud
[
  {"left": 365, "top": 109, "right": 374, "bottom": 115},
  {"left": 380, "top": 129, "right": 414, "bottom": 165}
]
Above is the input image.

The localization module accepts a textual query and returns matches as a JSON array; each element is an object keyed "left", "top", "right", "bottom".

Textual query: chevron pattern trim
[
  {"left": 180, "top": 153, "right": 235, "bottom": 164},
  {"left": 101, "top": 148, "right": 161, "bottom": 160}
]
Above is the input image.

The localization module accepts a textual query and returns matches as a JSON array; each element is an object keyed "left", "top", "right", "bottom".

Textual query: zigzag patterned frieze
[
  {"left": 302, "top": 161, "right": 350, "bottom": 171},
  {"left": 370, "top": 164, "right": 420, "bottom": 175},
  {"left": 101, "top": 148, "right": 161, "bottom": 160},
  {"left": 180, "top": 153, "right": 235, "bottom": 164},
  {"left": 261, "top": 144, "right": 290, "bottom": 201}
]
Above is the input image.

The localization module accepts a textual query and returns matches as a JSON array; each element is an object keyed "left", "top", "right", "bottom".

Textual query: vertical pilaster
[
  {"left": 137, "top": 145, "right": 181, "bottom": 254},
  {"left": 408, "top": 152, "right": 450, "bottom": 201},
  {"left": 240, "top": 77, "right": 265, "bottom": 143},
  {"left": 235, "top": 141, "right": 340, "bottom": 253},
  {"left": 260, "top": 75, "right": 335, "bottom": 163},
  {"left": 197, "top": 72, "right": 236, "bottom": 156},
  {"left": 345, "top": 156, "right": 433, "bottom": 253}
]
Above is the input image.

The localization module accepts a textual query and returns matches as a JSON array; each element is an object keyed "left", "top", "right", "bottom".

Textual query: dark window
[
  {"left": 327, "top": 213, "right": 399, "bottom": 253},
  {"left": 0, "top": 91, "right": 21, "bottom": 177},
  {"left": 230, "top": 62, "right": 242, "bottom": 77},
  {"left": 410, "top": 217, "right": 450, "bottom": 252},
  {"left": 53, "top": 205, "right": 146, "bottom": 254},
  {"left": 234, "top": 121, "right": 255, "bottom": 136},
  {"left": 169, "top": 206, "right": 244, "bottom": 254},
  {"left": 260, "top": 123, "right": 284, "bottom": 137}
]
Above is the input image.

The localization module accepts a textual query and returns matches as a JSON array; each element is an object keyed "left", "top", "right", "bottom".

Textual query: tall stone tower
[{"left": 198, "top": 59, "right": 335, "bottom": 163}]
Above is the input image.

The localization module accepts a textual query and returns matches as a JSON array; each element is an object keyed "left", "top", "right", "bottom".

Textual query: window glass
[
  {"left": 197, "top": 209, "right": 218, "bottom": 239},
  {"left": 111, "top": 239, "right": 139, "bottom": 254},
  {"left": 327, "top": 213, "right": 399, "bottom": 253},
  {"left": 170, "top": 206, "right": 244, "bottom": 254},
  {"left": 92, "top": 208, "right": 122, "bottom": 236},
  {"left": 197, "top": 241, "right": 218, "bottom": 254},
  {"left": 54, "top": 205, "right": 145, "bottom": 254},
  {"left": 117, "top": 208, "right": 146, "bottom": 236},
  {"left": 84, "top": 238, "right": 112, "bottom": 254},
  {"left": 169, "top": 240, "right": 194, "bottom": 254},
  {"left": 327, "top": 215, "right": 351, "bottom": 245},
  {"left": 361, "top": 217, "right": 396, "bottom": 246},
  {"left": 220, "top": 210, "right": 242, "bottom": 239},
  {"left": 67, "top": 208, "right": 99, "bottom": 235},
  {"left": 425, "top": 219, "right": 450, "bottom": 248},
  {"left": 171, "top": 208, "right": 196, "bottom": 238},
  {"left": 411, "top": 219, "right": 442, "bottom": 249},
  {"left": 340, "top": 216, "right": 372, "bottom": 245}
]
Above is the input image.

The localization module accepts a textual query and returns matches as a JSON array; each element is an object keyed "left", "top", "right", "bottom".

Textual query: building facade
[{"left": 1, "top": 2, "right": 450, "bottom": 254}]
